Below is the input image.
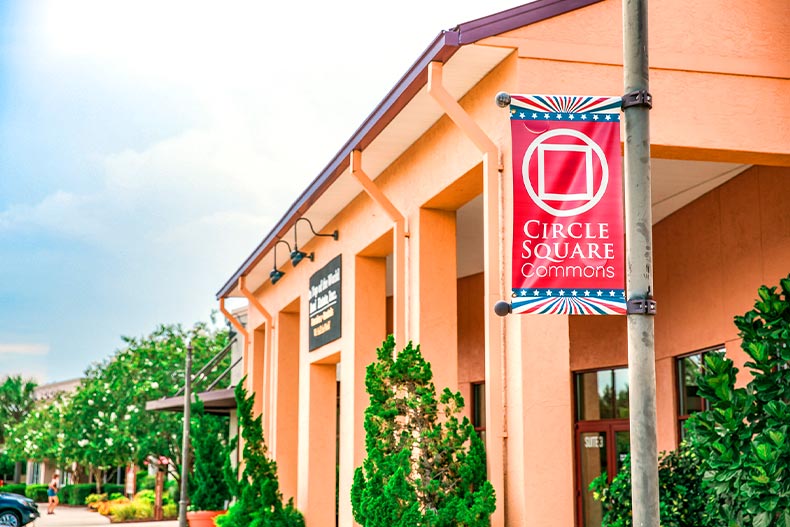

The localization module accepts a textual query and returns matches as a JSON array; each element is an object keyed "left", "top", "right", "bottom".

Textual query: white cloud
[{"left": 0, "top": 343, "right": 50, "bottom": 355}]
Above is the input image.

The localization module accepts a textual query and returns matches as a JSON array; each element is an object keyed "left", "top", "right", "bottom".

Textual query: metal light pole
[
  {"left": 623, "top": 0, "right": 660, "bottom": 526},
  {"left": 178, "top": 341, "right": 192, "bottom": 527}
]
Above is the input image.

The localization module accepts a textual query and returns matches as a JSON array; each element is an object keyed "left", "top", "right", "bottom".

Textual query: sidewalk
[{"left": 33, "top": 505, "right": 178, "bottom": 527}]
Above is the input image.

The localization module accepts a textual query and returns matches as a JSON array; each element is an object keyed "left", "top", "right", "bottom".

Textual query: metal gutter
[
  {"left": 455, "top": 0, "right": 602, "bottom": 44},
  {"left": 216, "top": 0, "right": 603, "bottom": 299}
]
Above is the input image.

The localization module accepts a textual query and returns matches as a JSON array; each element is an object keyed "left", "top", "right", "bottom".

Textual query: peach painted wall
[
  {"left": 483, "top": 0, "right": 790, "bottom": 164},
  {"left": 457, "top": 273, "right": 486, "bottom": 422},
  {"left": 568, "top": 166, "right": 790, "bottom": 453},
  {"left": 230, "top": 0, "right": 789, "bottom": 524}
]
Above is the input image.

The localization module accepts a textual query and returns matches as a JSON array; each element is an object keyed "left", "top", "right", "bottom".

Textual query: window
[
  {"left": 575, "top": 368, "right": 629, "bottom": 421},
  {"left": 676, "top": 346, "right": 723, "bottom": 440},
  {"left": 471, "top": 382, "right": 486, "bottom": 441}
]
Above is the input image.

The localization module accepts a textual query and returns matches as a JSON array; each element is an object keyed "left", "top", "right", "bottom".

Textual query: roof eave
[
  {"left": 215, "top": 30, "right": 461, "bottom": 299},
  {"left": 216, "top": 0, "right": 604, "bottom": 300}
]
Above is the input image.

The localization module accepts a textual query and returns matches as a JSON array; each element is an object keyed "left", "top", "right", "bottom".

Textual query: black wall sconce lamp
[
  {"left": 290, "top": 217, "right": 339, "bottom": 267},
  {"left": 270, "top": 239, "right": 292, "bottom": 284}
]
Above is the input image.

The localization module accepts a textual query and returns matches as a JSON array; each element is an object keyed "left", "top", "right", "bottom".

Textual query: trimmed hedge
[
  {"left": 57, "top": 483, "right": 130, "bottom": 505},
  {"left": 0, "top": 483, "right": 26, "bottom": 496},
  {"left": 59, "top": 483, "right": 98, "bottom": 505},
  {"left": 25, "top": 484, "right": 49, "bottom": 503}
]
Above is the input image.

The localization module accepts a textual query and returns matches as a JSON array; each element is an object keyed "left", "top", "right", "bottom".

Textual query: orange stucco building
[{"left": 215, "top": 1, "right": 789, "bottom": 525}]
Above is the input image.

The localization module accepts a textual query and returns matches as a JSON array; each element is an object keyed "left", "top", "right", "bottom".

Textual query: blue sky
[{"left": 0, "top": 0, "right": 519, "bottom": 383}]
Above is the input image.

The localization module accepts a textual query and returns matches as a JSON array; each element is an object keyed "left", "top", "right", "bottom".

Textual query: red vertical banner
[{"left": 509, "top": 95, "right": 625, "bottom": 314}]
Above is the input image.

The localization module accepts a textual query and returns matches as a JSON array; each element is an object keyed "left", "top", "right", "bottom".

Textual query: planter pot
[{"left": 186, "top": 510, "right": 226, "bottom": 527}]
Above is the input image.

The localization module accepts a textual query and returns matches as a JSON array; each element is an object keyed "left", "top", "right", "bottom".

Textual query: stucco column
[
  {"left": 274, "top": 310, "right": 300, "bottom": 502},
  {"left": 410, "top": 207, "right": 459, "bottom": 393},
  {"left": 337, "top": 255, "right": 386, "bottom": 526},
  {"left": 655, "top": 356, "right": 677, "bottom": 452},
  {"left": 297, "top": 282, "right": 339, "bottom": 527},
  {"left": 514, "top": 314, "right": 574, "bottom": 527},
  {"left": 296, "top": 361, "right": 337, "bottom": 527},
  {"left": 250, "top": 328, "right": 267, "bottom": 420}
]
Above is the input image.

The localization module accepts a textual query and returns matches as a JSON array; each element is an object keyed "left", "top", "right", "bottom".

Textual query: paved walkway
[{"left": 32, "top": 505, "right": 178, "bottom": 527}]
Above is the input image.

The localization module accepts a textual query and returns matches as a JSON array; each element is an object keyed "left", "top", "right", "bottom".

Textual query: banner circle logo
[{"left": 522, "top": 128, "right": 609, "bottom": 217}]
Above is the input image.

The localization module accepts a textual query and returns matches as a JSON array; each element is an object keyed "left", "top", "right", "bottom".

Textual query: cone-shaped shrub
[
  {"left": 351, "top": 336, "right": 495, "bottom": 527},
  {"left": 215, "top": 380, "right": 303, "bottom": 527},
  {"left": 189, "top": 398, "right": 231, "bottom": 511}
]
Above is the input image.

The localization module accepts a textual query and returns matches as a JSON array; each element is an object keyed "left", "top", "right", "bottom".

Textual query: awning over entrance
[{"left": 145, "top": 387, "right": 236, "bottom": 416}]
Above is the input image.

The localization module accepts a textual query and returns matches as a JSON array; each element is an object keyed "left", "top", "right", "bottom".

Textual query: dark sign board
[{"left": 308, "top": 255, "right": 342, "bottom": 351}]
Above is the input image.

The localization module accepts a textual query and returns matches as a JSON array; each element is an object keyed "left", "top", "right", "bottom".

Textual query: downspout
[
  {"left": 427, "top": 60, "right": 508, "bottom": 527},
  {"left": 350, "top": 149, "right": 409, "bottom": 347},
  {"left": 239, "top": 276, "right": 277, "bottom": 453}
]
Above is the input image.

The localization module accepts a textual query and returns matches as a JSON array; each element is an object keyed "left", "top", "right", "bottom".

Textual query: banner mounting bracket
[
  {"left": 622, "top": 90, "right": 653, "bottom": 109},
  {"left": 627, "top": 288, "right": 657, "bottom": 315}
]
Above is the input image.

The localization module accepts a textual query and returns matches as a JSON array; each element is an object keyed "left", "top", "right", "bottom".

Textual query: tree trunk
[{"left": 13, "top": 461, "right": 22, "bottom": 484}]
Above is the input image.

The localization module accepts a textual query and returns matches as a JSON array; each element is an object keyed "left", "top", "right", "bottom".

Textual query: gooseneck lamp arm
[
  {"left": 291, "top": 217, "right": 338, "bottom": 267},
  {"left": 270, "top": 239, "right": 291, "bottom": 284},
  {"left": 294, "top": 217, "right": 339, "bottom": 247}
]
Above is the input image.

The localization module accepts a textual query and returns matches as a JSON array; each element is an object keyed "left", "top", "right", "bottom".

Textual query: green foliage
[
  {"left": 60, "top": 483, "right": 102, "bottom": 505},
  {"left": 0, "top": 375, "right": 37, "bottom": 444},
  {"left": 189, "top": 399, "right": 231, "bottom": 511},
  {"left": 85, "top": 492, "right": 106, "bottom": 504},
  {"left": 351, "top": 336, "right": 496, "bottom": 527},
  {"left": 24, "top": 484, "right": 49, "bottom": 503},
  {"left": 110, "top": 497, "right": 154, "bottom": 521},
  {"left": 134, "top": 489, "right": 155, "bottom": 503},
  {"left": 216, "top": 381, "right": 304, "bottom": 527},
  {"left": 163, "top": 502, "right": 178, "bottom": 518},
  {"left": 59, "top": 322, "right": 229, "bottom": 484},
  {"left": 686, "top": 275, "right": 790, "bottom": 526},
  {"left": 589, "top": 445, "right": 708, "bottom": 527},
  {"left": 0, "top": 451, "right": 15, "bottom": 478},
  {"left": 0, "top": 483, "right": 25, "bottom": 496},
  {"left": 4, "top": 393, "right": 69, "bottom": 468},
  {"left": 138, "top": 473, "right": 156, "bottom": 491},
  {"left": 103, "top": 483, "right": 124, "bottom": 496}
]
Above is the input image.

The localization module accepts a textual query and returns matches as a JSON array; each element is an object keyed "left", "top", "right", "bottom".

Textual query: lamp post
[
  {"left": 178, "top": 340, "right": 192, "bottom": 527},
  {"left": 623, "top": 0, "right": 660, "bottom": 525}
]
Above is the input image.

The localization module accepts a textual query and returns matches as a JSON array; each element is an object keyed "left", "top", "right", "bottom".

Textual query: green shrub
[
  {"left": 24, "top": 484, "right": 49, "bottom": 503},
  {"left": 590, "top": 444, "right": 708, "bottom": 527},
  {"left": 97, "top": 497, "right": 129, "bottom": 516},
  {"left": 190, "top": 399, "right": 230, "bottom": 511},
  {"left": 0, "top": 483, "right": 26, "bottom": 496},
  {"left": 215, "top": 381, "right": 303, "bottom": 527},
  {"left": 110, "top": 498, "right": 153, "bottom": 521},
  {"left": 165, "top": 479, "right": 178, "bottom": 505},
  {"left": 86, "top": 493, "right": 108, "bottom": 511},
  {"left": 57, "top": 484, "right": 69, "bottom": 503},
  {"left": 131, "top": 487, "right": 175, "bottom": 507},
  {"left": 60, "top": 483, "right": 100, "bottom": 505},
  {"left": 351, "top": 337, "right": 496, "bottom": 527},
  {"left": 138, "top": 473, "right": 156, "bottom": 491},
  {"left": 163, "top": 502, "right": 178, "bottom": 518},
  {"left": 135, "top": 489, "right": 156, "bottom": 504},
  {"left": 103, "top": 483, "right": 124, "bottom": 496},
  {"left": 686, "top": 275, "right": 790, "bottom": 527},
  {"left": 85, "top": 493, "right": 107, "bottom": 504}
]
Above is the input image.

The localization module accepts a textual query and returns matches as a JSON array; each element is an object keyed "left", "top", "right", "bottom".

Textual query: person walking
[{"left": 47, "top": 473, "right": 59, "bottom": 515}]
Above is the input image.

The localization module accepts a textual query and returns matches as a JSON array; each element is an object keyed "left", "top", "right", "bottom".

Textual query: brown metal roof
[{"left": 216, "top": 0, "right": 603, "bottom": 299}]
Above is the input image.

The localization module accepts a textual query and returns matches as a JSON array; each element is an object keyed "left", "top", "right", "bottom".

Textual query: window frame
[
  {"left": 675, "top": 345, "right": 724, "bottom": 441},
  {"left": 574, "top": 366, "right": 630, "bottom": 422},
  {"left": 470, "top": 381, "right": 486, "bottom": 434}
]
